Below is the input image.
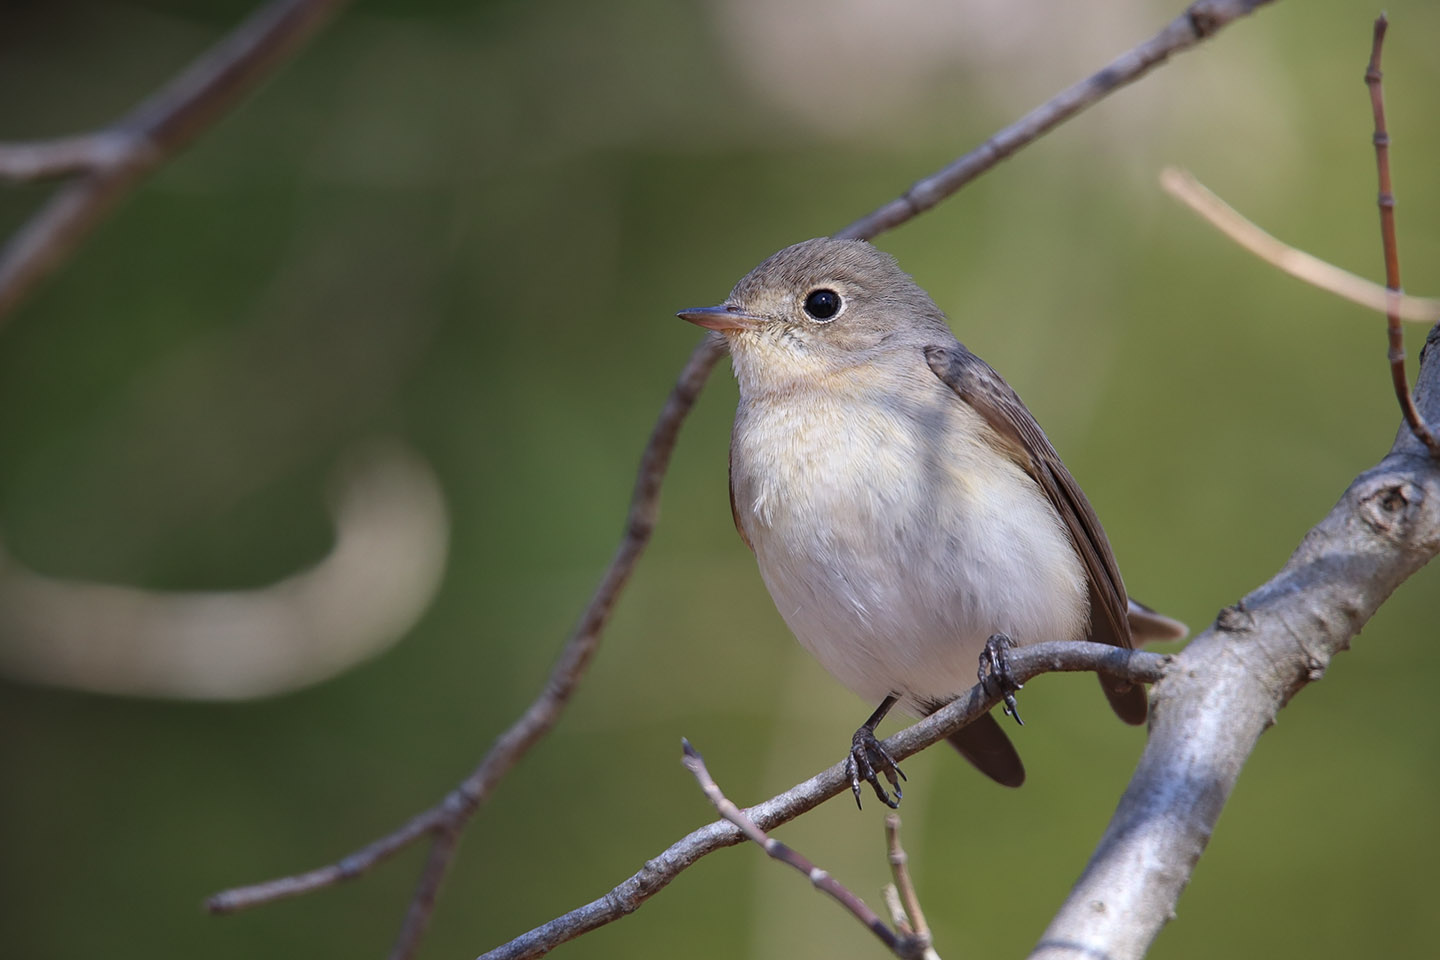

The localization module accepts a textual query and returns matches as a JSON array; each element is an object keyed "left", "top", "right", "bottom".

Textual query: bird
[{"left": 676, "top": 237, "right": 1185, "bottom": 808}]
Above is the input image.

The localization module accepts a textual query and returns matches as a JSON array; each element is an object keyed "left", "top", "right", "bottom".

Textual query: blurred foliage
[{"left": 1, "top": 0, "right": 1438, "bottom": 958}]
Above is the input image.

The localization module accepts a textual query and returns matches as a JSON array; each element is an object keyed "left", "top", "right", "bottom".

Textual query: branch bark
[
  {"left": 207, "top": 1, "right": 1280, "bottom": 955},
  {"left": 0, "top": 0, "right": 351, "bottom": 326},
  {"left": 479, "top": 644, "right": 1170, "bottom": 960},
  {"left": 1031, "top": 328, "right": 1440, "bottom": 957}
]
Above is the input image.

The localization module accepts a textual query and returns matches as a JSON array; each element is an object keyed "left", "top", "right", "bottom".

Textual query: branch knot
[{"left": 1356, "top": 477, "right": 1424, "bottom": 540}]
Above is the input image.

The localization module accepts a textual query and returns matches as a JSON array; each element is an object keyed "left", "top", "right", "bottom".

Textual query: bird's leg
[
  {"left": 847, "top": 694, "right": 907, "bottom": 810},
  {"left": 979, "top": 633, "right": 1025, "bottom": 726}
]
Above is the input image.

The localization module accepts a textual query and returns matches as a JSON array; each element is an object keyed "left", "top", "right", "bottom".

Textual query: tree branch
[
  {"left": 478, "top": 644, "right": 1169, "bottom": 960},
  {"left": 208, "top": 0, "right": 1277, "bottom": 954},
  {"left": 885, "top": 814, "right": 940, "bottom": 960},
  {"left": 835, "top": 0, "right": 1276, "bottom": 242},
  {"left": 0, "top": 0, "right": 351, "bottom": 326},
  {"left": 1030, "top": 20, "right": 1440, "bottom": 953},
  {"left": 206, "top": 334, "right": 728, "bottom": 954},
  {"left": 1159, "top": 166, "right": 1440, "bottom": 323},
  {"left": 1363, "top": 15, "right": 1440, "bottom": 456},
  {"left": 681, "top": 740, "right": 934, "bottom": 960},
  {"left": 1032, "top": 336, "right": 1440, "bottom": 957}
]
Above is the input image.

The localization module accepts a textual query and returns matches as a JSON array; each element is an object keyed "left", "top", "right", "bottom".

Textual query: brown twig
[
  {"left": 207, "top": 334, "right": 728, "bottom": 953},
  {"left": 210, "top": 0, "right": 1275, "bottom": 953},
  {"left": 1159, "top": 167, "right": 1440, "bottom": 323},
  {"left": 1364, "top": 15, "right": 1440, "bottom": 457},
  {"left": 681, "top": 741, "right": 934, "bottom": 960},
  {"left": 835, "top": 0, "right": 1276, "bottom": 241},
  {"left": 0, "top": 0, "right": 350, "bottom": 327},
  {"left": 884, "top": 815, "right": 934, "bottom": 956},
  {"left": 479, "top": 643, "right": 1169, "bottom": 960}
]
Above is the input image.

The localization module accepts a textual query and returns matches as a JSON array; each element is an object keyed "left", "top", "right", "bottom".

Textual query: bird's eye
[{"left": 802, "top": 288, "right": 842, "bottom": 322}]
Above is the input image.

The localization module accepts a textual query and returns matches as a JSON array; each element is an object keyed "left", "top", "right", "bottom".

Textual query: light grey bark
[{"left": 1032, "top": 327, "right": 1440, "bottom": 958}]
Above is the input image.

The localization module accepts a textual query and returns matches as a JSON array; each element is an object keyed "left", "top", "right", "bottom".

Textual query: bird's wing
[
  {"left": 924, "top": 344, "right": 1146, "bottom": 722},
  {"left": 728, "top": 445, "right": 754, "bottom": 552}
]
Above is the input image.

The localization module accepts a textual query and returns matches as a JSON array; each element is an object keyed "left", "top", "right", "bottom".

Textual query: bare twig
[
  {"left": 0, "top": 0, "right": 350, "bottom": 326},
  {"left": 681, "top": 741, "right": 933, "bottom": 960},
  {"left": 212, "top": 0, "right": 1276, "bottom": 953},
  {"left": 835, "top": 0, "right": 1277, "bottom": 241},
  {"left": 0, "top": 133, "right": 128, "bottom": 182},
  {"left": 882, "top": 885, "right": 913, "bottom": 938},
  {"left": 1159, "top": 167, "right": 1440, "bottom": 323},
  {"left": 479, "top": 643, "right": 1168, "bottom": 960},
  {"left": 1364, "top": 15, "right": 1440, "bottom": 457},
  {"left": 390, "top": 827, "right": 462, "bottom": 960},
  {"left": 207, "top": 335, "right": 728, "bottom": 952},
  {"left": 885, "top": 814, "right": 935, "bottom": 958}
]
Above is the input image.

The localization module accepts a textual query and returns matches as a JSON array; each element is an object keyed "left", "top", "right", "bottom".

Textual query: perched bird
[{"left": 677, "top": 237, "right": 1184, "bottom": 807}]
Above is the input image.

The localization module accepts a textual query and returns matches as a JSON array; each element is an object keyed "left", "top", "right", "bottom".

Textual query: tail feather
[
  {"left": 1127, "top": 598, "right": 1188, "bottom": 645},
  {"left": 942, "top": 710, "right": 1025, "bottom": 788}
]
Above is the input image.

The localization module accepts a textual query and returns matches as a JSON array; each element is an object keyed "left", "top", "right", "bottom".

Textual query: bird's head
[{"left": 677, "top": 237, "right": 950, "bottom": 393}]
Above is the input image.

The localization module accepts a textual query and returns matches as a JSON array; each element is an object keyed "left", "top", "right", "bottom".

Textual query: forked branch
[
  {"left": 681, "top": 741, "right": 937, "bottom": 960},
  {"left": 206, "top": 3, "right": 1278, "bottom": 957},
  {"left": 0, "top": 0, "right": 350, "bottom": 326}
]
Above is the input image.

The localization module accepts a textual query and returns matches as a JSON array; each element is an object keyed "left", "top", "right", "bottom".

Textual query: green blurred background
[{"left": 2, "top": 0, "right": 1437, "bottom": 957}]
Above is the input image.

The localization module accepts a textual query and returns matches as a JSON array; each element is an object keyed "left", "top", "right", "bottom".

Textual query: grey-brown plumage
[{"left": 679, "top": 237, "right": 1184, "bottom": 798}]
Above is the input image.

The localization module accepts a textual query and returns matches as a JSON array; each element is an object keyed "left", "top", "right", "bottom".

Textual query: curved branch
[
  {"left": 479, "top": 644, "right": 1169, "bottom": 960},
  {"left": 207, "top": 335, "right": 726, "bottom": 915},
  {"left": 209, "top": 0, "right": 1278, "bottom": 952},
  {"left": 1031, "top": 337, "right": 1440, "bottom": 958},
  {"left": 0, "top": 0, "right": 351, "bottom": 325}
]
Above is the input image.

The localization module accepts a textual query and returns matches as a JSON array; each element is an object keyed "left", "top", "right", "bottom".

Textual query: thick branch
[
  {"left": 210, "top": 0, "right": 1276, "bottom": 953},
  {"left": 478, "top": 644, "right": 1168, "bottom": 960},
  {"left": 1032, "top": 348, "right": 1440, "bottom": 957},
  {"left": 0, "top": 0, "right": 350, "bottom": 325}
]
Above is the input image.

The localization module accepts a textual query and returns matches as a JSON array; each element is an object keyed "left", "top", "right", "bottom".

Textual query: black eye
[{"left": 803, "top": 288, "right": 842, "bottom": 321}]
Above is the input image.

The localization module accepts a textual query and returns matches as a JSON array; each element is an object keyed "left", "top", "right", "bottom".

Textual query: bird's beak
[{"left": 676, "top": 305, "right": 765, "bottom": 332}]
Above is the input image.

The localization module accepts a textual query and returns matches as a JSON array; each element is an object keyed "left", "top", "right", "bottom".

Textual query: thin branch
[
  {"left": 835, "top": 0, "right": 1277, "bottom": 241},
  {"left": 0, "top": 0, "right": 350, "bottom": 326},
  {"left": 479, "top": 643, "right": 1169, "bottom": 960},
  {"left": 389, "top": 828, "right": 462, "bottom": 960},
  {"left": 885, "top": 814, "right": 935, "bottom": 958},
  {"left": 681, "top": 740, "right": 931, "bottom": 960},
  {"left": 1364, "top": 15, "right": 1440, "bottom": 457},
  {"left": 0, "top": 133, "right": 129, "bottom": 182},
  {"left": 212, "top": 0, "right": 1276, "bottom": 952},
  {"left": 882, "top": 886, "right": 913, "bottom": 938},
  {"left": 206, "top": 337, "right": 728, "bottom": 921},
  {"left": 1159, "top": 167, "right": 1440, "bottom": 323}
]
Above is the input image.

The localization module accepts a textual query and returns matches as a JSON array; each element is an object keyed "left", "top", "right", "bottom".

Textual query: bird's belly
[{"left": 734, "top": 397, "right": 1088, "bottom": 708}]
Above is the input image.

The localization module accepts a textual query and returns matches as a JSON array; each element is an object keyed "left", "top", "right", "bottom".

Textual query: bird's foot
[
  {"left": 979, "top": 633, "right": 1025, "bottom": 726},
  {"left": 846, "top": 725, "right": 906, "bottom": 810}
]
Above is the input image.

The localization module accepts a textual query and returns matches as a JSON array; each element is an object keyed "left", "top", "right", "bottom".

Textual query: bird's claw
[
  {"left": 847, "top": 726, "right": 906, "bottom": 810},
  {"left": 980, "top": 633, "right": 1025, "bottom": 725}
]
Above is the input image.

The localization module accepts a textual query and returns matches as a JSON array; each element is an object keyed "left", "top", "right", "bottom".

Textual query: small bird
[{"left": 677, "top": 237, "right": 1185, "bottom": 808}]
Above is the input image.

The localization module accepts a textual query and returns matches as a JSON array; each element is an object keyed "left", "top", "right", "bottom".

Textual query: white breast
[{"left": 730, "top": 364, "right": 1088, "bottom": 710}]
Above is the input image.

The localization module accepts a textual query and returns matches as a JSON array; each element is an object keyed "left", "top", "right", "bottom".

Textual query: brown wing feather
[
  {"left": 728, "top": 445, "right": 754, "bottom": 552},
  {"left": 923, "top": 345, "right": 1146, "bottom": 724}
]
